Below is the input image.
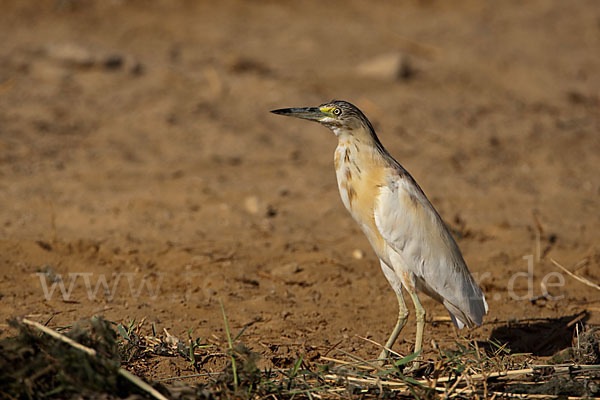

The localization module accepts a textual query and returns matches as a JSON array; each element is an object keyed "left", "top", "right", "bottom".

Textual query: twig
[
  {"left": 20, "top": 318, "right": 168, "bottom": 400},
  {"left": 444, "top": 372, "right": 463, "bottom": 397},
  {"left": 118, "top": 369, "right": 168, "bottom": 400},
  {"left": 567, "top": 312, "right": 587, "bottom": 328},
  {"left": 572, "top": 257, "right": 590, "bottom": 273},
  {"left": 323, "top": 374, "right": 408, "bottom": 388},
  {"left": 454, "top": 389, "right": 600, "bottom": 400},
  {"left": 355, "top": 334, "right": 404, "bottom": 358},
  {"left": 320, "top": 356, "right": 374, "bottom": 371},
  {"left": 22, "top": 318, "right": 98, "bottom": 357},
  {"left": 322, "top": 338, "right": 344, "bottom": 357},
  {"left": 424, "top": 364, "right": 600, "bottom": 385},
  {"left": 335, "top": 348, "right": 386, "bottom": 372},
  {"left": 551, "top": 258, "right": 600, "bottom": 291},
  {"left": 431, "top": 315, "right": 453, "bottom": 323},
  {"left": 322, "top": 363, "right": 600, "bottom": 396}
]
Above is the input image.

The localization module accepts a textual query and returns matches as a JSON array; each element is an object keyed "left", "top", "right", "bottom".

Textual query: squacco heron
[{"left": 271, "top": 100, "right": 488, "bottom": 362}]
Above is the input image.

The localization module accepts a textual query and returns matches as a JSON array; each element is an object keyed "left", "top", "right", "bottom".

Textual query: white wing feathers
[{"left": 374, "top": 173, "right": 488, "bottom": 328}]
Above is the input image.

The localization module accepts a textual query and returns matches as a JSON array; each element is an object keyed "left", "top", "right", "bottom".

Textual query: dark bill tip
[
  {"left": 269, "top": 107, "right": 324, "bottom": 121},
  {"left": 270, "top": 108, "right": 293, "bottom": 115}
]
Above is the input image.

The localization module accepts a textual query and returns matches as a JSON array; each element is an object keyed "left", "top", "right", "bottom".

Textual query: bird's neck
[
  {"left": 333, "top": 127, "right": 389, "bottom": 250},
  {"left": 335, "top": 126, "right": 390, "bottom": 163}
]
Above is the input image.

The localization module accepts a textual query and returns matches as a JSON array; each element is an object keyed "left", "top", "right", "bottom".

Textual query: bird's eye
[{"left": 333, "top": 108, "right": 341, "bottom": 116}]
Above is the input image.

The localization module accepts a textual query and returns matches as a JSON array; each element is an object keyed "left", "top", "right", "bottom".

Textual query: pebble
[
  {"left": 272, "top": 263, "right": 301, "bottom": 277},
  {"left": 356, "top": 52, "right": 416, "bottom": 81},
  {"left": 352, "top": 249, "right": 365, "bottom": 260},
  {"left": 244, "top": 196, "right": 261, "bottom": 214},
  {"left": 44, "top": 43, "right": 95, "bottom": 67}
]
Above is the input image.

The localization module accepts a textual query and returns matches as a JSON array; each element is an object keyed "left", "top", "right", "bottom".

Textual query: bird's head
[{"left": 271, "top": 100, "right": 372, "bottom": 136}]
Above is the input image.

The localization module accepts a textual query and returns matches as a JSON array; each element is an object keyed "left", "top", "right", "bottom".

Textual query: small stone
[
  {"left": 352, "top": 249, "right": 365, "bottom": 260},
  {"left": 104, "top": 54, "right": 124, "bottom": 70},
  {"left": 244, "top": 196, "right": 261, "bottom": 214},
  {"left": 266, "top": 205, "right": 277, "bottom": 217},
  {"left": 272, "top": 263, "right": 301, "bottom": 278},
  {"left": 45, "top": 43, "right": 95, "bottom": 67},
  {"left": 356, "top": 52, "right": 417, "bottom": 81}
]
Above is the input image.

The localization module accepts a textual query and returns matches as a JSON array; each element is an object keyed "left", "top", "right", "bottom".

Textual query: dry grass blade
[
  {"left": 117, "top": 369, "right": 168, "bottom": 400},
  {"left": 455, "top": 389, "right": 600, "bottom": 400},
  {"left": 428, "top": 367, "right": 534, "bottom": 384},
  {"left": 20, "top": 318, "right": 168, "bottom": 400},
  {"left": 219, "top": 299, "right": 239, "bottom": 389},
  {"left": 323, "top": 374, "right": 408, "bottom": 388},
  {"left": 320, "top": 356, "right": 374, "bottom": 371},
  {"left": 421, "top": 364, "right": 600, "bottom": 385},
  {"left": 551, "top": 258, "right": 600, "bottom": 291},
  {"left": 335, "top": 347, "right": 385, "bottom": 372},
  {"left": 21, "top": 318, "right": 98, "bottom": 357},
  {"left": 354, "top": 334, "right": 405, "bottom": 364}
]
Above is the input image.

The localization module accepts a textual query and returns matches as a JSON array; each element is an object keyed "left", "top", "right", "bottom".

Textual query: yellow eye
[{"left": 333, "top": 108, "right": 341, "bottom": 116}]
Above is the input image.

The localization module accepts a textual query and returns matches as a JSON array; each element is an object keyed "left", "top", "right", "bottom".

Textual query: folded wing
[{"left": 374, "top": 171, "right": 488, "bottom": 328}]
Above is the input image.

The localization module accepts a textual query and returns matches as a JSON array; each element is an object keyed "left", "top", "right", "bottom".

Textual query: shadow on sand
[{"left": 486, "top": 313, "right": 587, "bottom": 356}]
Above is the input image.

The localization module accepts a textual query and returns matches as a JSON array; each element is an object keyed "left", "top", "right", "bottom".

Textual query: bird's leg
[
  {"left": 378, "top": 261, "right": 409, "bottom": 365},
  {"left": 378, "top": 291, "right": 409, "bottom": 363},
  {"left": 408, "top": 291, "right": 426, "bottom": 353}
]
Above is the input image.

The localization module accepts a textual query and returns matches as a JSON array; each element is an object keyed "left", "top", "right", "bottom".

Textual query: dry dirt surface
[{"left": 1, "top": 0, "right": 599, "bottom": 382}]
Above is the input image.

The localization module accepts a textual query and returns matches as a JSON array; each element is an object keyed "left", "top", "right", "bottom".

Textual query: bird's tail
[{"left": 445, "top": 282, "right": 488, "bottom": 329}]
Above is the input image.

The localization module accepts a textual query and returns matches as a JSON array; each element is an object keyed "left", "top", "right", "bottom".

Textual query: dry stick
[
  {"left": 20, "top": 318, "right": 168, "bottom": 400},
  {"left": 335, "top": 348, "right": 386, "bottom": 372},
  {"left": 551, "top": 258, "right": 600, "bottom": 291},
  {"left": 323, "top": 374, "right": 407, "bottom": 388},
  {"left": 320, "top": 356, "right": 375, "bottom": 371},
  {"left": 325, "top": 362, "right": 600, "bottom": 388},
  {"left": 324, "top": 365, "right": 600, "bottom": 396},
  {"left": 322, "top": 338, "right": 344, "bottom": 357},
  {"left": 313, "top": 361, "right": 600, "bottom": 397},
  {"left": 462, "top": 366, "right": 479, "bottom": 399},
  {"left": 474, "top": 339, "right": 489, "bottom": 399},
  {"left": 444, "top": 373, "right": 464, "bottom": 397},
  {"left": 322, "top": 374, "right": 444, "bottom": 394},
  {"left": 567, "top": 312, "right": 587, "bottom": 328},
  {"left": 572, "top": 257, "right": 590, "bottom": 273},
  {"left": 453, "top": 390, "right": 600, "bottom": 400},
  {"left": 324, "top": 344, "right": 600, "bottom": 388},
  {"left": 355, "top": 334, "right": 404, "bottom": 358},
  {"left": 422, "top": 364, "right": 600, "bottom": 385}
]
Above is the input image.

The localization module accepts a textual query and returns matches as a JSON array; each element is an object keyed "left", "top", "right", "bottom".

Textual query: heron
[{"left": 271, "top": 100, "right": 488, "bottom": 362}]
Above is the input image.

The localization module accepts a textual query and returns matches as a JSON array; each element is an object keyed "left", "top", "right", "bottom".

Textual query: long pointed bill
[{"left": 270, "top": 107, "right": 326, "bottom": 121}]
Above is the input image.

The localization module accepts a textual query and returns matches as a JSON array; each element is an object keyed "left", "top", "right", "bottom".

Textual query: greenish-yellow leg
[
  {"left": 378, "top": 292, "right": 409, "bottom": 363},
  {"left": 408, "top": 291, "right": 426, "bottom": 353}
]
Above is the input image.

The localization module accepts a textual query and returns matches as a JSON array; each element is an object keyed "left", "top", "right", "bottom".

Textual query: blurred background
[{"left": 0, "top": 0, "right": 599, "bottom": 376}]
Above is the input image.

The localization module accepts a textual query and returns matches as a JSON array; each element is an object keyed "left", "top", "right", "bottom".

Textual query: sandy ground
[{"left": 1, "top": 0, "right": 599, "bottom": 380}]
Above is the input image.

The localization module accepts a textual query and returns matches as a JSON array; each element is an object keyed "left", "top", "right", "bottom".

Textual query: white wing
[{"left": 374, "top": 171, "right": 488, "bottom": 328}]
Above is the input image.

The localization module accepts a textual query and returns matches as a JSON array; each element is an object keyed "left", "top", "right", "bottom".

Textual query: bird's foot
[
  {"left": 377, "top": 349, "right": 390, "bottom": 368},
  {"left": 400, "top": 360, "right": 422, "bottom": 375},
  {"left": 377, "top": 348, "right": 394, "bottom": 368},
  {"left": 377, "top": 349, "right": 423, "bottom": 374}
]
